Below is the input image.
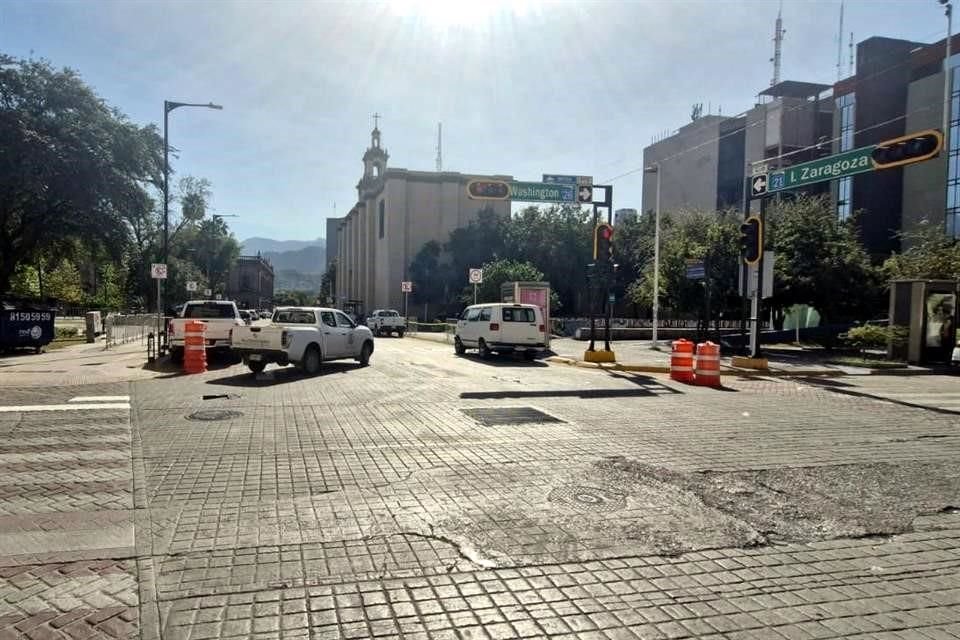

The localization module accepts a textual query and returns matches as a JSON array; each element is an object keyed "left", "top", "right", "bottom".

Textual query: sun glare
[{"left": 388, "top": 0, "right": 534, "bottom": 28}]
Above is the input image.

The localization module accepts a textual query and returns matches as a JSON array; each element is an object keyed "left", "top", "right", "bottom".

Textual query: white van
[{"left": 454, "top": 303, "right": 546, "bottom": 359}]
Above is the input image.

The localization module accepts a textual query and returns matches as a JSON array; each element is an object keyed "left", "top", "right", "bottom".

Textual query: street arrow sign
[
  {"left": 751, "top": 174, "right": 767, "bottom": 197},
  {"left": 766, "top": 145, "right": 876, "bottom": 194},
  {"left": 510, "top": 181, "right": 575, "bottom": 203},
  {"left": 578, "top": 186, "right": 593, "bottom": 203}
]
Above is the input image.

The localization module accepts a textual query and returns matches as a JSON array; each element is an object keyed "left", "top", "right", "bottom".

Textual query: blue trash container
[{"left": 0, "top": 298, "right": 57, "bottom": 354}]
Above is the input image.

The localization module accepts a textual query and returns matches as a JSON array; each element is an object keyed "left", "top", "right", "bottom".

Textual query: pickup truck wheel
[
  {"left": 358, "top": 342, "right": 373, "bottom": 367},
  {"left": 248, "top": 361, "right": 266, "bottom": 374},
  {"left": 478, "top": 339, "right": 492, "bottom": 360},
  {"left": 397, "top": 329, "right": 405, "bottom": 338},
  {"left": 302, "top": 345, "right": 322, "bottom": 375},
  {"left": 454, "top": 337, "right": 466, "bottom": 355}
]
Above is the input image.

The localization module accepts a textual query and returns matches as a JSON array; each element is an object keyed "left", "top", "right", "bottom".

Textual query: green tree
[
  {"left": 627, "top": 210, "right": 741, "bottom": 325},
  {"left": 273, "top": 290, "right": 314, "bottom": 306},
  {"left": 320, "top": 260, "right": 337, "bottom": 303},
  {"left": 767, "top": 195, "right": 883, "bottom": 325},
  {"left": 42, "top": 258, "right": 85, "bottom": 304},
  {"left": 0, "top": 54, "right": 162, "bottom": 293},
  {"left": 461, "top": 258, "right": 560, "bottom": 311},
  {"left": 883, "top": 221, "right": 960, "bottom": 281},
  {"left": 409, "top": 241, "right": 448, "bottom": 305}
]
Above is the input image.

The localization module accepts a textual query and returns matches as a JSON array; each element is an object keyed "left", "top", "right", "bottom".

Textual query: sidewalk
[
  {"left": 547, "top": 337, "right": 941, "bottom": 376},
  {"left": 0, "top": 338, "right": 171, "bottom": 387}
]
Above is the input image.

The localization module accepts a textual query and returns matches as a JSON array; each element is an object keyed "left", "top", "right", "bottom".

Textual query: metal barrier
[
  {"left": 105, "top": 314, "right": 160, "bottom": 348},
  {"left": 406, "top": 321, "right": 456, "bottom": 343}
]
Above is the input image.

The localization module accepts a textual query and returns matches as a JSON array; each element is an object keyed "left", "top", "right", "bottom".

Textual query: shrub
[
  {"left": 54, "top": 327, "right": 80, "bottom": 339},
  {"left": 844, "top": 324, "right": 908, "bottom": 357}
]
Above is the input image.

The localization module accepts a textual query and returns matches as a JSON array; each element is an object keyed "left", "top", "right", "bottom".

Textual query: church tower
[{"left": 358, "top": 114, "right": 389, "bottom": 199}]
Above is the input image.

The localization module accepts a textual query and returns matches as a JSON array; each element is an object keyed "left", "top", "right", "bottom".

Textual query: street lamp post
[
  {"left": 644, "top": 164, "right": 662, "bottom": 349},
  {"left": 162, "top": 100, "right": 223, "bottom": 268}
]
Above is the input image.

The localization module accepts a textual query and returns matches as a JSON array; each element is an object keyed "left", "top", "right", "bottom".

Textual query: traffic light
[
  {"left": 466, "top": 180, "right": 511, "bottom": 200},
  {"left": 740, "top": 216, "right": 762, "bottom": 266},
  {"left": 593, "top": 223, "right": 614, "bottom": 262},
  {"left": 871, "top": 129, "right": 943, "bottom": 170}
]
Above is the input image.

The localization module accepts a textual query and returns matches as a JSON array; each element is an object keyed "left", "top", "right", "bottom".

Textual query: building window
[
  {"left": 378, "top": 201, "right": 385, "bottom": 239},
  {"left": 947, "top": 64, "right": 960, "bottom": 238},
  {"left": 836, "top": 92, "right": 855, "bottom": 221}
]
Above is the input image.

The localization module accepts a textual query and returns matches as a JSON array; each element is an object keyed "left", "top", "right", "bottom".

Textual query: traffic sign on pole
[
  {"left": 186, "top": 281, "right": 197, "bottom": 292},
  {"left": 151, "top": 263, "right": 168, "bottom": 279},
  {"left": 401, "top": 281, "right": 413, "bottom": 293},
  {"left": 750, "top": 174, "right": 768, "bottom": 198},
  {"left": 510, "top": 182, "right": 576, "bottom": 203},
  {"left": 577, "top": 186, "right": 593, "bottom": 204},
  {"left": 468, "top": 268, "right": 483, "bottom": 284}
]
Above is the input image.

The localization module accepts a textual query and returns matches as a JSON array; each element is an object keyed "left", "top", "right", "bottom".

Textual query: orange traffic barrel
[
  {"left": 694, "top": 341, "right": 721, "bottom": 387},
  {"left": 183, "top": 320, "right": 207, "bottom": 374},
  {"left": 670, "top": 339, "right": 695, "bottom": 383}
]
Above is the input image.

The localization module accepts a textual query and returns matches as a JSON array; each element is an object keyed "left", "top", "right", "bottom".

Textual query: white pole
[
  {"left": 651, "top": 164, "right": 661, "bottom": 349},
  {"left": 473, "top": 282, "right": 478, "bottom": 305}
]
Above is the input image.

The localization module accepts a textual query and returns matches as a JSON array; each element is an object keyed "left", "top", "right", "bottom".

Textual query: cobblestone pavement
[{"left": 2, "top": 337, "right": 959, "bottom": 638}]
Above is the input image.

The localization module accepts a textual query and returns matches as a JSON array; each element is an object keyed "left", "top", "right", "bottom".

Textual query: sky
[{"left": 1, "top": 0, "right": 949, "bottom": 243}]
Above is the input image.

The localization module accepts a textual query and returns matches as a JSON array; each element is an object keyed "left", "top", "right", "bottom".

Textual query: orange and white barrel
[
  {"left": 694, "top": 341, "right": 721, "bottom": 387},
  {"left": 669, "top": 339, "right": 695, "bottom": 383},
  {"left": 183, "top": 320, "right": 207, "bottom": 374}
]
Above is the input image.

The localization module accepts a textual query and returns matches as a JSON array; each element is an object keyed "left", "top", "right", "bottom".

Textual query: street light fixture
[
  {"left": 643, "top": 163, "right": 662, "bottom": 350},
  {"left": 162, "top": 101, "right": 223, "bottom": 267}
]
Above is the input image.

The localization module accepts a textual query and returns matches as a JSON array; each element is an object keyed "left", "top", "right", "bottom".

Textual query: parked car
[
  {"left": 366, "top": 309, "right": 406, "bottom": 337},
  {"left": 230, "top": 306, "right": 374, "bottom": 374},
  {"left": 454, "top": 303, "right": 546, "bottom": 359},
  {"left": 168, "top": 300, "right": 245, "bottom": 362}
]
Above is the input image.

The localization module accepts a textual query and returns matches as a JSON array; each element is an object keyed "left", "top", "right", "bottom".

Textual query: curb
[{"left": 546, "top": 356, "right": 852, "bottom": 378}]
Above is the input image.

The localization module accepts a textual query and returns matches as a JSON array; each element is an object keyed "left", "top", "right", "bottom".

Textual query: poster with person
[{"left": 925, "top": 292, "right": 956, "bottom": 352}]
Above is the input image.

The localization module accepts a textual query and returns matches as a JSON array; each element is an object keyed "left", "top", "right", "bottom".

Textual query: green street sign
[
  {"left": 767, "top": 145, "right": 876, "bottom": 193},
  {"left": 510, "top": 181, "right": 576, "bottom": 203}
]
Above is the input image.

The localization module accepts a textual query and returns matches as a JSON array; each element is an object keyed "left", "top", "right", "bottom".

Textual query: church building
[{"left": 332, "top": 123, "right": 511, "bottom": 314}]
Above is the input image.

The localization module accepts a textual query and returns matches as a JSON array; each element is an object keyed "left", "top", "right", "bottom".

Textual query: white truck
[
  {"left": 365, "top": 309, "right": 406, "bottom": 337},
  {"left": 230, "top": 306, "right": 374, "bottom": 375},
  {"left": 168, "top": 300, "right": 245, "bottom": 362}
]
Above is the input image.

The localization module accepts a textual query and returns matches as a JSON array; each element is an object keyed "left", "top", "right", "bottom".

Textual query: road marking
[
  {"left": 68, "top": 396, "right": 131, "bottom": 403},
  {"left": 0, "top": 403, "right": 130, "bottom": 413}
]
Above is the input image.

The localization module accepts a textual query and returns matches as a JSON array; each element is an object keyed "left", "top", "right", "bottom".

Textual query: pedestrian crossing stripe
[
  {"left": 0, "top": 403, "right": 130, "bottom": 413},
  {"left": 68, "top": 396, "right": 130, "bottom": 402}
]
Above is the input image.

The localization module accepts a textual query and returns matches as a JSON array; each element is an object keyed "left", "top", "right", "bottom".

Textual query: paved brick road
[{"left": 1, "top": 338, "right": 959, "bottom": 638}]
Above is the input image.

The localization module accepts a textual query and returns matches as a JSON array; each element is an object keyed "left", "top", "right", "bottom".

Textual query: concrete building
[
  {"left": 836, "top": 34, "right": 960, "bottom": 252},
  {"left": 226, "top": 254, "right": 275, "bottom": 310},
  {"left": 642, "top": 82, "right": 833, "bottom": 217},
  {"left": 334, "top": 126, "right": 511, "bottom": 314},
  {"left": 325, "top": 217, "right": 343, "bottom": 272},
  {"left": 614, "top": 208, "right": 638, "bottom": 225}
]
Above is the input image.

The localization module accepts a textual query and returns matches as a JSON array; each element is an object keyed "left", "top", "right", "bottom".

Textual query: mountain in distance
[
  {"left": 241, "top": 236, "right": 323, "bottom": 255},
  {"left": 263, "top": 245, "right": 326, "bottom": 274}
]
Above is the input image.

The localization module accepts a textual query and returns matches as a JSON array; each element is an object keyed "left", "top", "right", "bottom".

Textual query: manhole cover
[
  {"left": 462, "top": 407, "right": 563, "bottom": 426},
  {"left": 548, "top": 485, "right": 626, "bottom": 513},
  {"left": 186, "top": 409, "right": 243, "bottom": 421}
]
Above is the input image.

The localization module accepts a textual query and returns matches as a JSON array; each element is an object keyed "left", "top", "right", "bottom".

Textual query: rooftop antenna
[
  {"left": 770, "top": 0, "right": 785, "bottom": 86},
  {"left": 848, "top": 31, "right": 855, "bottom": 76},
  {"left": 836, "top": 1, "right": 844, "bottom": 81},
  {"left": 436, "top": 122, "right": 442, "bottom": 172}
]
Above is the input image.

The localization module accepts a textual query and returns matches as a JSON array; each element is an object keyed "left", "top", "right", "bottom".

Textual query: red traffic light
[
  {"left": 593, "top": 223, "right": 614, "bottom": 261},
  {"left": 466, "top": 180, "right": 511, "bottom": 200}
]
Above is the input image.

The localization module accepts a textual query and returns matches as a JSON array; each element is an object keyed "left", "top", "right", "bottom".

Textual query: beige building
[{"left": 334, "top": 126, "right": 511, "bottom": 313}]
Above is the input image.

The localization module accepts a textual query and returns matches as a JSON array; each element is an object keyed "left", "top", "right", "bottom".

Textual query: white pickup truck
[
  {"left": 230, "top": 306, "right": 375, "bottom": 375},
  {"left": 365, "top": 309, "right": 406, "bottom": 337},
  {"left": 168, "top": 300, "right": 245, "bottom": 362}
]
